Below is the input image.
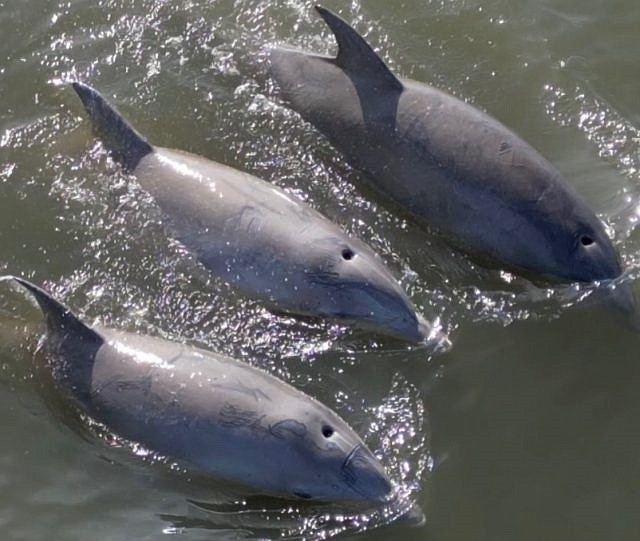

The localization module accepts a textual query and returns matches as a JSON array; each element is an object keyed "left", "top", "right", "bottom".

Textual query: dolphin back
[{"left": 72, "top": 82, "right": 153, "bottom": 171}]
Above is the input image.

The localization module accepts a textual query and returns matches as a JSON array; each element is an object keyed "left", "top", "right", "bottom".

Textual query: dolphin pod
[
  {"left": 269, "top": 7, "right": 627, "bottom": 290},
  {"left": 3, "top": 3, "right": 635, "bottom": 523},
  {"left": 5, "top": 276, "right": 392, "bottom": 503},
  {"left": 70, "top": 82, "right": 449, "bottom": 348}
]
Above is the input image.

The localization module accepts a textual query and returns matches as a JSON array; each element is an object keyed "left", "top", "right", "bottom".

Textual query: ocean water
[{"left": 0, "top": 0, "right": 639, "bottom": 539}]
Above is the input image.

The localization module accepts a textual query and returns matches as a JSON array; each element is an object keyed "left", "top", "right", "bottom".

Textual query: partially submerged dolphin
[
  {"left": 269, "top": 7, "right": 626, "bottom": 288},
  {"left": 6, "top": 275, "right": 392, "bottom": 503},
  {"left": 69, "top": 82, "right": 448, "bottom": 348}
]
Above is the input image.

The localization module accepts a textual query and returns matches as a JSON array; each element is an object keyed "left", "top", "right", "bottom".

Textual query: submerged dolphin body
[
  {"left": 70, "top": 82, "right": 449, "bottom": 348},
  {"left": 269, "top": 7, "right": 627, "bottom": 290},
  {"left": 8, "top": 276, "right": 392, "bottom": 503}
]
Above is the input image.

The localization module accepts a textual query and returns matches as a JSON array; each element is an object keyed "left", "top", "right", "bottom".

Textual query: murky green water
[{"left": 1, "top": 0, "right": 639, "bottom": 539}]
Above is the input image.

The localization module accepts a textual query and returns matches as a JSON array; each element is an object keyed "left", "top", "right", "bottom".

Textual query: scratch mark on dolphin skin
[
  {"left": 510, "top": 148, "right": 527, "bottom": 169},
  {"left": 269, "top": 419, "right": 307, "bottom": 439},
  {"left": 307, "top": 271, "right": 342, "bottom": 286},
  {"left": 209, "top": 379, "right": 272, "bottom": 402},
  {"left": 219, "top": 403, "right": 265, "bottom": 429},
  {"left": 341, "top": 445, "right": 370, "bottom": 489},
  {"left": 165, "top": 353, "right": 184, "bottom": 366},
  {"left": 94, "top": 374, "right": 151, "bottom": 396},
  {"left": 498, "top": 141, "right": 512, "bottom": 155},
  {"left": 230, "top": 380, "right": 272, "bottom": 402},
  {"left": 297, "top": 221, "right": 314, "bottom": 235},
  {"left": 224, "top": 206, "right": 262, "bottom": 236}
]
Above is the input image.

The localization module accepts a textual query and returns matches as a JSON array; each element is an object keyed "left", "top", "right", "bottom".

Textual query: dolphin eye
[
  {"left": 341, "top": 248, "right": 355, "bottom": 261},
  {"left": 580, "top": 235, "right": 595, "bottom": 247},
  {"left": 322, "top": 425, "right": 334, "bottom": 438}
]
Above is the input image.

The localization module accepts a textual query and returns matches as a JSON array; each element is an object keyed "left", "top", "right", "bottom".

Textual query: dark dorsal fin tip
[
  {"left": 314, "top": 5, "right": 402, "bottom": 91},
  {"left": 71, "top": 81, "right": 153, "bottom": 172},
  {"left": 7, "top": 276, "right": 102, "bottom": 343}
]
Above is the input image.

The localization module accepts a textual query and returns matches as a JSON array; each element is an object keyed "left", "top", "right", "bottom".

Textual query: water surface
[{"left": 1, "top": 0, "right": 639, "bottom": 539}]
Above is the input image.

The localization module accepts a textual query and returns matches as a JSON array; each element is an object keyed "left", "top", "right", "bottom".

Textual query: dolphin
[
  {"left": 269, "top": 6, "right": 627, "bottom": 290},
  {"left": 69, "top": 82, "right": 449, "bottom": 349},
  {"left": 5, "top": 275, "right": 392, "bottom": 503}
]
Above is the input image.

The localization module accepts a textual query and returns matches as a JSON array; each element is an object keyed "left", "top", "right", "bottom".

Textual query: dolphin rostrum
[
  {"left": 6, "top": 275, "right": 392, "bottom": 503},
  {"left": 70, "top": 82, "right": 449, "bottom": 348},
  {"left": 269, "top": 6, "right": 627, "bottom": 290}
]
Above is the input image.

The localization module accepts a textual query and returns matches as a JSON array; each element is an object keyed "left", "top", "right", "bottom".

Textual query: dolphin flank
[
  {"left": 269, "top": 6, "right": 627, "bottom": 290},
  {"left": 70, "top": 82, "right": 449, "bottom": 349},
  {"left": 6, "top": 275, "right": 392, "bottom": 503}
]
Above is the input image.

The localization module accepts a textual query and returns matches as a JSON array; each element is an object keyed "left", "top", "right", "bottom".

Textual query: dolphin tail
[
  {"left": 71, "top": 82, "right": 153, "bottom": 172},
  {"left": 314, "top": 5, "right": 402, "bottom": 91}
]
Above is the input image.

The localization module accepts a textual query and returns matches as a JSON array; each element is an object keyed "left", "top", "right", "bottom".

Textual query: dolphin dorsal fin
[
  {"left": 7, "top": 276, "right": 102, "bottom": 345},
  {"left": 72, "top": 82, "right": 153, "bottom": 172},
  {"left": 315, "top": 6, "right": 403, "bottom": 92}
]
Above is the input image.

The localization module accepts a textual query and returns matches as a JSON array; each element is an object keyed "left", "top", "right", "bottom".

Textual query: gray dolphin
[
  {"left": 5, "top": 275, "right": 392, "bottom": 503},
  {"left": 269, "top": 6, "right": 626, "bottom": 288},
  {"left": 70, "top": 82, "right": 448, "bottom": 348}
]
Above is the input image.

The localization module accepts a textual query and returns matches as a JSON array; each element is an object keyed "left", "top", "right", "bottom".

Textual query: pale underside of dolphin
[
  {"left": 5, "top": 275, "right": 392, "bottom": 503},
  {"left": 70, "top": 82, "right": 449, "bottom": 349},
  {"left": 269, "top": 6, "right": 627, "bottom": 289}
]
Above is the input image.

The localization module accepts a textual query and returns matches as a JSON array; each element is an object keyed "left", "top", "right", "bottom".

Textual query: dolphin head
[
  {"left": 303, "top": 237, "right": 450, "bottom": 350},
  {"left": 479, "top": 169, "right": 624, "bottom": 284},
  {"left": 555, "top": 218, "right": 639, "bottom": 324},
  {"left": 500, "top": 184, "right": 638, "bottom": 318},
  {"left": 265, "top": 407, "right": 392, "bottom": 503},
  {"left": 552, "top": 215, "right": 623, "bottom": 283},
  {"left": 532, "top": 198, "right": 635, "bottom": 299}
]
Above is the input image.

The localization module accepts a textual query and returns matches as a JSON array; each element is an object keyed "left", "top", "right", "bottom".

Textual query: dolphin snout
[
  {"left": 416, "top": 315, "right": 452, "bottom": 353},
  {"left": 342, "top": 445, "right": 392, "bottom": 503},
  {"left": 594, "top": 278, "right": 640, "bottom": 332},
  {"left": 384, "top": 310, "right": 451, "bottom": 351}
]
